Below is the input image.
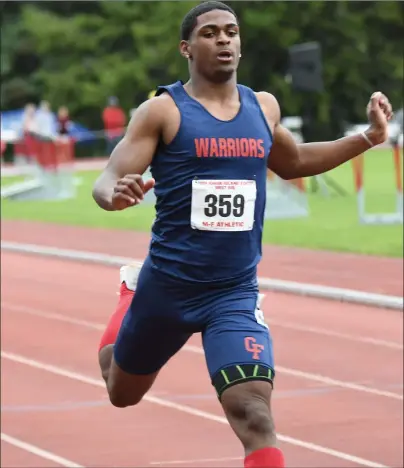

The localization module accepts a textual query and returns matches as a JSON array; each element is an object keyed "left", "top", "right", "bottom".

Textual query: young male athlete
[{"left": 93, "top": 2, "right": 393, "bottom": 466}]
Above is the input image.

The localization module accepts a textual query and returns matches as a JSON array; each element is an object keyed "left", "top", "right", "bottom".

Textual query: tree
[{"left": 1, "top": 0, "right": 402, "bottom": 138}]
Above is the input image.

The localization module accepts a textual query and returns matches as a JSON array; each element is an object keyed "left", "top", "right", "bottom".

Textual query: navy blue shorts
[{"left": 114, "top": 256, "right": 274, "bottom": 391}]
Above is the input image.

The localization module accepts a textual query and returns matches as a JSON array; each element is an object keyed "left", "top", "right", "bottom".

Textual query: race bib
[{"left": 191, "top": 179, "right": 257, "bottom": 232}]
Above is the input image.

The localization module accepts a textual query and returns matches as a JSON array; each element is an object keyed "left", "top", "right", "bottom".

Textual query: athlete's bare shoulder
[
  {"left": 146, "top": 91, "right": 180, "bottom": 115},
  {"left": 146, "top": 91, "right": 181, "bottom": 145},
  {"left": 254, "top": 91, "right": 301, "bottom": 174},
  {"left": 148, "top": 91, "right": 176, "bottom": 106},
  {"left": 255, "top": 92, "right": 281, "bottom": 123},
  {"left": 131, "top": 92, "right": 175, "bottom": 127}
]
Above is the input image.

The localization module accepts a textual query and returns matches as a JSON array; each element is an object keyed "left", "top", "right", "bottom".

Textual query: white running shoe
[
  {"left": 119, "top": 263, "right": 141, "bottom": 292},
  {"left": 257, "top": 293, "right": 266, "bottom": 309}
]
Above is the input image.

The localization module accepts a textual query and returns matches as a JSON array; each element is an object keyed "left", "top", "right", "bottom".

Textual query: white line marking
[
  {"left": 182, "top": 345, "right": 402, "bottom": 400},
  {"left": 3, "top": 303, "right": 105, "bottom": 331},
  {"left": 2, "top": 241, "right": 403, "bottom": 310},
  {"left": 274, "top": 366, "right": 403, "bottom": 400},
  {"left": 267, "top": 319, "right": 403, "bottom": 350},
  {"left": 0, "top": 351, "right": 390, "bottom": 468},
  {"left": 150, "top": 456, "right": 242, "bottom": 465},
  {"left": 1, "top": 432, "right": 83, "bottom": 467},
  {"left": 5, "top": 301, "right": 402, "bottom": 351},
  {"left": 3, "top": 303, "right": 402, "bottom": 401}
]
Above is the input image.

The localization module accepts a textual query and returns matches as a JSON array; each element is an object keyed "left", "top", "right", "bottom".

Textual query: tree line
[{"left": 1, "top": 0, "right": 403, "bottom": 139}]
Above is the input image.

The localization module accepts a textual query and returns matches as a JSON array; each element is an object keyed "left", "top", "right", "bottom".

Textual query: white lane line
[
  {"left": 1, "top": 351, "right": 389, "bottom": 468},
  {"left": 3, "top": 303, "right": 105, "bottom": 330},
  {"left": 267, "top": 318, "right": 403, "bottom": 350},
  {"left": 3, "top": 303, "right": 402, "bottom": 400},
  {"left": 1, "top": 432, "right": 84, "bottom": 467},
  {"left": 2, "top": 241, "right": 403, "bottom": 310},
  {"left": 149, "top": 456, "right": 242, "bottom": 465},
  {"left": 183, "top": 344, "right": 402, "bottom": 400},
  {"left": 5, "top": 301, "right": 402, "bottom": 350}
]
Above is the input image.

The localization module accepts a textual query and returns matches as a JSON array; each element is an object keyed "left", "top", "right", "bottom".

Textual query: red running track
[
  {"left": 2, "top": 220, "right": 403, "bottom": 295},
  {"left": 1, "top": 251, "right": 403, "bottom": 467}
]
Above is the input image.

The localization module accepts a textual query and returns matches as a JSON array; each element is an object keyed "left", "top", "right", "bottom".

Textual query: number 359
[{"left": 204, "top": 194, "right": 245, "bottom": 218}]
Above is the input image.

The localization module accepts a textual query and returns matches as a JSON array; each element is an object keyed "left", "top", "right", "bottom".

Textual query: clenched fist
[
  {"left": 112, "top": 174, "right": 155, "bottom": 211},
  {"left": 366, "top": 91, "right": 394, "bottom": 146}
]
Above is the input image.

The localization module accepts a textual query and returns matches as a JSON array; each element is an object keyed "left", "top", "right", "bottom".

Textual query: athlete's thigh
[
  {"left": 113, "top": 256, "right": 192, "bottom": 377},
  {"left": 202, "top": 292, "right": 274, "bottom": 400}
]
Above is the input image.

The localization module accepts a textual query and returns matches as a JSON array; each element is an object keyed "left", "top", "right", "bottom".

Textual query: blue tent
[{"left": 0, "top": 108, "right": 96, "bottom": 143}]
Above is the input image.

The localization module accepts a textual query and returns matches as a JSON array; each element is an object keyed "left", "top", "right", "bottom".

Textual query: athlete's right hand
[{"left": 111, "top": 174, "right": 155, "bottom": 210}]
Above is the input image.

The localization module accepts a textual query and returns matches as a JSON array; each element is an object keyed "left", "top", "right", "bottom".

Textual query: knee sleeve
[{"left": 212, "top": 363, "right": 274, "bottom": 400}]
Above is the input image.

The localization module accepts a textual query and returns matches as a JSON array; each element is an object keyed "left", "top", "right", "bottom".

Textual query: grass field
[{"left": 1, "top": 149, "right": 403, "bottom": 257}]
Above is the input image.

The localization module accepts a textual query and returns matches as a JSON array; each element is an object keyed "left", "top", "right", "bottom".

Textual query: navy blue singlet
[{"left": 148, "top": 80, "right": 273, "bottom": 283}]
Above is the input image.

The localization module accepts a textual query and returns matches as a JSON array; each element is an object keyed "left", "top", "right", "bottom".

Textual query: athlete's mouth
[{"left": 216, "top": 50, "right": 233, "bottom": 62}]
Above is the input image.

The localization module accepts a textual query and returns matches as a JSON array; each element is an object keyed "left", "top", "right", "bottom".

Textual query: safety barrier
[
  {"left": 1, "top": 133, "right": 78, "bottom": 201},
  {"left": 351, "top": 143, "right": 403, "bottom": 225}
]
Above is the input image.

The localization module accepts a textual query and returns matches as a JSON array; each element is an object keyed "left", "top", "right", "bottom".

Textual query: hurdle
[
  {"left": 351, "top": 144, "right": 403, "bottom": 225},
  {"left": 265, "top": 170, "right": 309, "bottom": 220},
  {"left": 1, "top": 133, "right": 78, "bottom": 201}
]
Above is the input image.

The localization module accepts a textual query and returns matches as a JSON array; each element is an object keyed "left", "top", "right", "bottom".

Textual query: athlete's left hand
[{"left": 365, "top": 92, "right": 394, "bottom": 146}]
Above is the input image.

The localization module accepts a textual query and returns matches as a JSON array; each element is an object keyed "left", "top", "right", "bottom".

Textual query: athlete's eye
[
  {"left": 228, "top": 30, "right": 238, "bottom": 37},
  {"left": 203, "top": 32, "right": 215, "bottom": 38}
]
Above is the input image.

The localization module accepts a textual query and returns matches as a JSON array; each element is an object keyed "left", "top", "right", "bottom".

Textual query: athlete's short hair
[{"left": 180, "top": 1, "right": 238, "bottom": 41}]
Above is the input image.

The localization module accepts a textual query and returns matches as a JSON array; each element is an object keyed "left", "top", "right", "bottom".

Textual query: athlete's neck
[{"left": 184, "top": 75, "right": 238, "bottom": 104}]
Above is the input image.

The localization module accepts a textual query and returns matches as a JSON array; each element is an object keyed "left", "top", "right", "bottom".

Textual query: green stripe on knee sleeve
[{"left": 212, "top": 364, "right": 275, "bottom": 400}]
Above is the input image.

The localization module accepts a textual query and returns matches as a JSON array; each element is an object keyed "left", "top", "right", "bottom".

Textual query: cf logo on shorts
[{"left": 244, "top": 337, "right": 264, "bottom": 360}]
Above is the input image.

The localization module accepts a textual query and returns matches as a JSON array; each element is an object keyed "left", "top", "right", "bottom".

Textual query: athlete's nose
[{"left": 216, "top": 31, "right": 230, "bottom": 46}]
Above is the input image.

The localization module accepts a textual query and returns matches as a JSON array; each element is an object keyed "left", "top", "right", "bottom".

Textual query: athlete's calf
[{"left": 221, "top": 380, "right": 284, "bottom": 467}]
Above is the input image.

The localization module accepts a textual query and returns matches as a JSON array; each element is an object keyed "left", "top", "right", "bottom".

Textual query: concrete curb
[{"left": 2, "top": 241, "right": 403, "bottom": 311}]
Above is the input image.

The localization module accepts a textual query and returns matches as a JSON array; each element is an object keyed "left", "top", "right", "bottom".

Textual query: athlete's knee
[
  {"left": 98, "top": 336, "right": 142, "bottom": 408},
  {"left": 106, "top": 371, "right": 145, "bottom": 408},
  {"left": 106, "top": 370, "right": 143, "bottom": 408},
  {"left": 223, "top": 381, "right": 275, "bottom": 434},
  {"left": 106, "top": 358, "right": 158, "bottom": 409},
  {"left": 107, "top": 382, "right": 143, "bottom": 408},
  {"left": 220, "top": 379, "right": 276, "bottom": 450}
]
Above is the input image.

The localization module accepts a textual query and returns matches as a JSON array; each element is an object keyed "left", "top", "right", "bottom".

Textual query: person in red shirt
[
  {"left": 57, "top": 106, "right": 71, "bottom": 136},
  {"left": 102, "top": 97, "right": 127, "bottom": 154},
  {"left": 1, "top": 139, "right": 6, "bottom": 157}
]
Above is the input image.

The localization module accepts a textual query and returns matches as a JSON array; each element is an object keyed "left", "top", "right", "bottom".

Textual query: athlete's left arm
[{"left": 258, "top": 92, "right": 393, "bottom": 180}]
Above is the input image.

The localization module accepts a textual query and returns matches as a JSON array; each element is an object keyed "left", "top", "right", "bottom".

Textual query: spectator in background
[
  {"left": 1, "top": 139, "right": 6, "bottom": 159},
  {"left": 36, "top": 100, "right": 55, "bottom": 139},
  {"left": 21, "top": 103, "right": 38, "bottom": 164},
  {"left": 56, "top": 106, "right": 73, "bottom": 167},
  {"left": 102, "top": 96, "right": 126, "bottom": 154},
  {"left": 57, "top": 106, "right": 72, "bottom": 136},
  {"left": 22, "top": 103, "right": 37, "bottom": 133}
]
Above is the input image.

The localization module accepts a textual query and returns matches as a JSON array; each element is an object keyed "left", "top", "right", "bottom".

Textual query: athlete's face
[{"left": 181, "top": 9, "right": 241, "bottom": 83}]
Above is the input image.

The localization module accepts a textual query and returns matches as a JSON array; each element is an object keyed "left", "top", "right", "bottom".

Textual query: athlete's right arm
[{"left": 92, "top": 98, "right": 165, "bottom": 211}]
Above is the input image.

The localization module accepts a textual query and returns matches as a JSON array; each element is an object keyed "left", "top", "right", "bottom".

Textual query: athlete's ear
[{"left": 179, "top": 40, "right": 192, "bottom": 60}]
